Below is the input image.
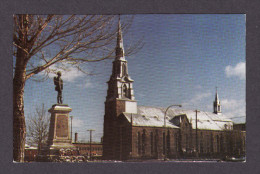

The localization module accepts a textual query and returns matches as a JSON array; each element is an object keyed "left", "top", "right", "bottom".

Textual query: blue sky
[{"left": 23, "top": 14, "right": 246, "bottom": 142}]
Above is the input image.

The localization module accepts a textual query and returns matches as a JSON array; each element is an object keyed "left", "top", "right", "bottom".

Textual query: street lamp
[
  {"left": 70, "top": 116, "right": 73, "bottom": 142},
  {"left": 164, "top": 104, "right": 182, "bottom": 160}
]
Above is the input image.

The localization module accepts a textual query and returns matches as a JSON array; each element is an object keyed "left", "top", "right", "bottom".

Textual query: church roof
[
  {"left": 123, "top": 113, "right": 179, "bottom": 128},
  {"left": 122, "top": 106, "right": 233, "bottom": 130}
]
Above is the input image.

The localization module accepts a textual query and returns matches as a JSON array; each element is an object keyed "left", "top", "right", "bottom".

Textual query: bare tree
[
  {"left": 26, "top": 104, "right": 49, "bottom": 154},
  {"left": 13, "top": 14, "right": 142, "bottom": 162}
]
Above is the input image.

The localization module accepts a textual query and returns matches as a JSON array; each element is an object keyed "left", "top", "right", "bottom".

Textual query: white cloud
[
  {"left": 182, "top": 91, "right": 211, "bottom": 108},
  {"left": 83, "top": 81, "right": 93, "bottom": 88},
  {"left": 225, "top": 62, "right": 245, "bottom": 80},
  {"left": 72, "top": 118, "right": 85, "bottom": 128},
  {"left": 221, "top": 98, "right": 246, "bottom": 119},
  {"left": 76, "top": 78, "right": 94, "bottom": 89},
  {"left": 47, "top": 63, "right": 85, "bottom": 82}
]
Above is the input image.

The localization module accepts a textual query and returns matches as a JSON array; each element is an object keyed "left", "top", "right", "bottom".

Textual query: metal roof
[
  {"left": 121, "top": 106, "right": 233, "bottom": 130},
  {"left": 123, "top": 113, "right": 179, "bottom": 128}
]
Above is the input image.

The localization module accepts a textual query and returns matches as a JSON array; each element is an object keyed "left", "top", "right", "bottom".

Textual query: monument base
[
  {"left": 47, "top": 104, "right": 72, "bottom": 146},
  {"left": 38, "top": 103, "right": 74, "bottom": 162},
  {"left": 38, "top": 144, "right": 77, "bottom": 162}
]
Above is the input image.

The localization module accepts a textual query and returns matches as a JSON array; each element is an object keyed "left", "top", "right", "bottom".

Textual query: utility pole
[
  {"left": 87, "top": 129, "right": 95, "bottom": 160},
  {"left": 70, "top": 116, "right": 73, "bottom": 142},
  {"left": 194, "top": 110, "right": 200, "bottom": 157}
]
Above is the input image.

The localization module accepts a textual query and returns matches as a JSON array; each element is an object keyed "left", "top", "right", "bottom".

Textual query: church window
[
  {"left": 210, "top": 133, "right": 214, "bottom": 153},
  {"left": 167, "top": 130, "right": 171, "bottom": 155},
  {"left": 175, "top": 133, "right": 179, "bottom": 152},
  {"left": 142, "top": 129, "right": 146, "bottom": 156},
  {"left": 220, "top": 134, "right": 224, "bottom": 152},
  {"left": 186, "top": 133, "right": 188, "bottom": 152},
  {"left": 218, "top": 105, "right": 220, "bottom": 111},
  {"left": 150, "top": 132, "right": 154, "bottom": 154},
  {"left": 206, "top": 134, "right": 210, "bottom": 153},
  {"left": 155, "top": 130, "right": 158, "bottom": 155},
  {"left": 200, "top": 132, "right": 203, "bottom": 153},
  {"left": 138, "top": 132, "right": 141, "bottom": 155},
  {"left": 163, "top": 132, "right": 166, "bottom": 155},
  {"left": 216, "top": 135, "right": 220, "bottom": 153}
]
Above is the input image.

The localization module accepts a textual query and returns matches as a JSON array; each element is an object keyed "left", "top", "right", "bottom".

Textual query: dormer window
[
  {"left": 154, "top": 116, "right": 160, "bottom": 120},
  {"left": 224, "top": 124, "right": 227, "bottom": 129}
]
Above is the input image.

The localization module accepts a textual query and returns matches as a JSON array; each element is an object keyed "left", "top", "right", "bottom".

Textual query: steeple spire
[
  {"left": 106, "top": 16, "right": 135, "bottom": 101},
  {"left": 115, "top": 16, "right": 125, "bottom": 61},
  {"left": 215, "top": 87, "right": 219, "bottom": 102},
  {"left": 213, "top": 87, "right": 221, "bottom": 114}
]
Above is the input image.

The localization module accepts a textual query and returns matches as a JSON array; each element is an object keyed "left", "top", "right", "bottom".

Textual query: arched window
[
  {"left": 206, "top": 134, "right": 210, "bottom": 153},
  {"left": 154, "top": 130, "right": 158, "bottom": 155},
  {"left": 210, "top": 133, "right": 214, "bottom": 153},
  {"left": 167, "top": 130, "right": 171, "bottom": 155},
  {"left": 163, "top": 132, "right": 166, "bottom": 155},
  {"left": 186, "top": 133, "right": 188, "bottom": 152},
  {"left": 138, "top": 132, "right": 141, "bottom": 155},
  {"left": 216, "top": 135, "right": 220, "bottom": 153},
  {"left": 122, "top": 84, "right": 130, "bottom": 98},
  {"left": 142, "top": 129, "right": 146, "bottom": 156},
  {"left": 200, "top": 132, "right": 203, "bottom": 153},
  {"left": 122, "top": 84, "right": 127, "bottom": 98},
  {"left": 224, "top": 124, "right": 227, "bottom": 130},
  {"left": 175, "top": 133, "right": 179, "bottom": 152},
  {"left": 150, "top": 132, "right": 154, "bottom": 155},
  {"left": 220, "top": 134, "right": 224, "bottom": 152}
]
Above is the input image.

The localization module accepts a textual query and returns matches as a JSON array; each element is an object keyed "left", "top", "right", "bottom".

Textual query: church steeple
[
  {"left": 106, "top": 17, "right": 135, "bottom": 101},
  {"left": 213, "top": 87, "right": 221, "bottom": 114},
  {"left": 103, "top": 17, "right": 137, "bottom": 160},
  {"left": 115, "top": 17, "right": 125, "bottom": 61}
]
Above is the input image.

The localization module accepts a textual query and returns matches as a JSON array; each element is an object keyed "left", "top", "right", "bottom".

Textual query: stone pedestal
[
  {"left": 48, "top": 104, "right": 73, "bottom": 148},
  {"left": 41, "top": 104, "right": 75, "bottom": 161}
]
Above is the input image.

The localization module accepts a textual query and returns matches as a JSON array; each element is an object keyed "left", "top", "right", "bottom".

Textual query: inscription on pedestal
[
  {"left": 56, "top": 114, "right": 68, "bottom": 138},
  {"left": 48, "top": 105, "right": 72, "bottom": 148}
]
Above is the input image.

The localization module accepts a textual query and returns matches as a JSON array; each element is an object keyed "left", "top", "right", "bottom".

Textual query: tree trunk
[{"left": 13, "top": 48, "right": 27, "bottom": 162}]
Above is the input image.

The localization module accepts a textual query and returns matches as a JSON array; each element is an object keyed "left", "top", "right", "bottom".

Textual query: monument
[{"left": 42, "top": 71, "right": 75, "bottom": 161}]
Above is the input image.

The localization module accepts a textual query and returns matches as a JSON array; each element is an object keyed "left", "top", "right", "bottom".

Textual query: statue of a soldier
[{"left": 54, "top": 71, "right": 63, "bottom": 104}]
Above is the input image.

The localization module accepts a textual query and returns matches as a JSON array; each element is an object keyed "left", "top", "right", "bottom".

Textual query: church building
[{"left": 102, "top": 20, "right": 246, "bottom": 161}]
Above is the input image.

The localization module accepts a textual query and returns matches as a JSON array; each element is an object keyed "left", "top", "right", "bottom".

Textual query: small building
[
  {"left": 24, "top": 144, "right": 38, "bottom": 162},
  {"left": 73, "top": 142, "right": 103, "bottom": 159}
]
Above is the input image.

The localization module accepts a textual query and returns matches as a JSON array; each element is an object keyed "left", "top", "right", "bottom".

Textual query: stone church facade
[{"left": 102, "top": 20, "right": 246, "bottom": 161}]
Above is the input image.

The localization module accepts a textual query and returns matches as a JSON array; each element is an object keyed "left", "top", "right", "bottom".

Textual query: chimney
[{"left": 75, "top": 132, "right": 78, "bottom": 143}]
